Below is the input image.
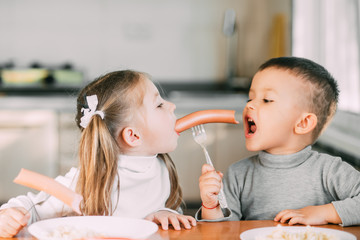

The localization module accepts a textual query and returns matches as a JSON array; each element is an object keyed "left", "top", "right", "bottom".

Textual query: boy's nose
[{"left": 246, "top": 103, "right": 255, "bottom": 110}]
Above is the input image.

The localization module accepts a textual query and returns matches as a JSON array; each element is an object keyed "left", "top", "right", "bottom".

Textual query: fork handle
[
  {"left": 202, "top": 148, "right": 214, "bottom": 166},
  {"left": 201, "top": 147, "right": 228, "bottom": 208},
  {"left": 218, "top": 188, "right": 228, "bottom": 208}
]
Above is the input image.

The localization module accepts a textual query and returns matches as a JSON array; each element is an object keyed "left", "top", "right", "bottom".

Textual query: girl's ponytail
[{"left": 77, "top": 115, "right": 119, "bottom": 216}]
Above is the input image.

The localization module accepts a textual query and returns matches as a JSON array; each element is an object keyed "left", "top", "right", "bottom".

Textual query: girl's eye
[
  {"left": 157, "top": 103, "right": 164, "bottom": 108},
  {"left": 263, "top": 99, "right": 274, "bottom": 103}
]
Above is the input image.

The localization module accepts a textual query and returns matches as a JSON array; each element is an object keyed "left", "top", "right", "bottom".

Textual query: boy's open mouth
[{"left": 247, "top": 117, "right": 257, "bottom": 134}]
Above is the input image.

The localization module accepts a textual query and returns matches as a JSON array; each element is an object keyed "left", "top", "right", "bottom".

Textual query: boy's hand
[
  {"left": 274, "top": 203, "right": 341, "bottom": 225},
  {"left": 0, "top": 207, "right": 30, "bottom": 238},
  {"left": 199, "top": 164, "right": 223, "bottom": 209},
  {"left": 145, "top": 210, "right": 196, "bottom": 230}
]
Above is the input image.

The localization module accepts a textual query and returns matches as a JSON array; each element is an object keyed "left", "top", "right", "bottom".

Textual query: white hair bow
[{"left": 80, "top": 95, "right": 105, "bottom": 128}]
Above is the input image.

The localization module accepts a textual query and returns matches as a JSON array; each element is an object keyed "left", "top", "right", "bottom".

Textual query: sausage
[
  {"left": 13, "top": 168, "right": 82, "bottom": 214},
  {"left": 175, "top": 109, "right": 239, "bottom": 133}
]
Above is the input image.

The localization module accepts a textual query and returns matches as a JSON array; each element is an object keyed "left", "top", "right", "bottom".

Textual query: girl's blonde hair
[{"left": 75, "top": 70, "right": 182, "bottom": 216}]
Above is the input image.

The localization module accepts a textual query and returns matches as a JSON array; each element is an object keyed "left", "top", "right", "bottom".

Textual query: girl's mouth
[{"left": 246, "top": 117, "right": 257, "bottom": 135}]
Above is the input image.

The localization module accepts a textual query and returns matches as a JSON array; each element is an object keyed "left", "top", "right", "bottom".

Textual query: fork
[{"left": 191, "top": 124, "right": 228, "bottom": 209}]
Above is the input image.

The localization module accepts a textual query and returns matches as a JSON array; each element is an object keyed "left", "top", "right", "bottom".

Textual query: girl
[{"left": 0, "top": 70, "right": 196, "bottom": 238}]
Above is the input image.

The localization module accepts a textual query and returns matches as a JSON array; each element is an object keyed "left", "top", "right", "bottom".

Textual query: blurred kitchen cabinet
[
  {"left": 170, "top": 111, "right": 254, "bottom": 203},
  {"left": 0, "top": 110, "right": 58, "bottom": 203},
  {"left": 214, "top": 123, "right": 255, "bottom": 174},
  {"left": 58, "top": 112, "right": 80, "bottom": 175}
]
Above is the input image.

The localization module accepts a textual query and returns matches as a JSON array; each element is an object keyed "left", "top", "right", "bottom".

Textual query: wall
[{"left": 0, "top": 0, "right": 291, "bottom": 83}]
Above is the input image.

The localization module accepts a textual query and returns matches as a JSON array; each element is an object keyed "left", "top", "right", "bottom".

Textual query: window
[{"left": 292, "top": 0, "right": 360, "bottom": 113}]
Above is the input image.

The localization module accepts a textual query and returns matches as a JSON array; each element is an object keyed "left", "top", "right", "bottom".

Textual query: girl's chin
[{"left": 166, "top": 142, "right": 178, "bottom": 153}]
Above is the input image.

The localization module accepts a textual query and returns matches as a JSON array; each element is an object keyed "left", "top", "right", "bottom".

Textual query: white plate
[
  {"left": 240, "top": 226, "right": 356, "bottom": 240},
  {"left": 28, "top": 216, "right": 158, "bottom": 239}
]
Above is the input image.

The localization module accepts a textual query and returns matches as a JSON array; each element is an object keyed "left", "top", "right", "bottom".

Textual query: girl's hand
[
  {"left": 0, "top": 207, "right": 30, "bottom": 238},
  {"left": 145, "top": 210, "right": 196, "bottom": 230},
  {"left": 274, "top": 204, "right": 342, "bottom": 225},
  {"left": 199, "top": 164, "right": 223, "bottom": 209}
]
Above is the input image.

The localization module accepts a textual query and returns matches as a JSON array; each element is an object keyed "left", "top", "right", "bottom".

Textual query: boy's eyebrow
[
  {"left": 249, "top": 88, "right": 278, "bottom": 95},
  {"left": 263, "top": 88, "right": 278, "bottom": 94},
  {"left": 248, "top": 89, "right": 254, "bottom": 96}
]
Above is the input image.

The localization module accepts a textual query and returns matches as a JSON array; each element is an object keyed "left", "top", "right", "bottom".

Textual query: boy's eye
[
  {"left": 263, "top": 99, "right": 274, "bottom": 103},
  {"left": 247, "top": 99, "right": 252, "bottom": 103}
]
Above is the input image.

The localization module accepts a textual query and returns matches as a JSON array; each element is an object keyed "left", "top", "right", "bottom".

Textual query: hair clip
[{"left": 80, "top": 95, "right": 105, "bottom": 128}]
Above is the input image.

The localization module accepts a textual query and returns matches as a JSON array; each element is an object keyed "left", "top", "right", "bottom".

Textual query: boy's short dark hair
[{"left": 258, "top": 57, "right": 339, "bottom": 142}]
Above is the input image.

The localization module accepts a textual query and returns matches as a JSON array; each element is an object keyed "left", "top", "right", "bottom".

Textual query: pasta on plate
[{"left": 255, "top": 225, "right": 338, "bottom": 240}]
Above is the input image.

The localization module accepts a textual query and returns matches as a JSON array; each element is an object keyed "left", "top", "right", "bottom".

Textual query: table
[{"left": 10, "top": 220, "right": 360, "bottom": 239}]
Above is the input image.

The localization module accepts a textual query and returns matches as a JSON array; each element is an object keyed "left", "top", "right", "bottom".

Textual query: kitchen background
[
  {"left": 0, "top": 0, "right": 292, "bottom": 87},
  {"left": 0, "top": 0, "right": 359, "bottom": 213}
]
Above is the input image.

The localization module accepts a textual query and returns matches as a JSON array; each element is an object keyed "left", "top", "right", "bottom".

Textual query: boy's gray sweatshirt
[{"left": 196, "top": 146, "right": 360, "bottom": 226}]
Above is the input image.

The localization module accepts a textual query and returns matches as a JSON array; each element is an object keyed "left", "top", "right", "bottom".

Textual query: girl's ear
[
  {"left": 121, "top": 127, "right": 142, "bottom": 147},
  {"left": 295, "top": 113, "right": 317, "bottom": 135}
]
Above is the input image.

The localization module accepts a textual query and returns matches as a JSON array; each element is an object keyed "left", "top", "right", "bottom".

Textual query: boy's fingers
[
  {"left": 288, "top": 216, "right": 304, "bottom": 225},
  {"left": 200, "top": 170, "right": 222, "bottom": 182},
  {"left": 201, "top": 164, "right": 215, "bottom": 174},
  {"left": 201, "top": 164, "right": 223, "bottom": 181},
  {"left": 274, "top": 209, "right": 289, "bottom": 221},
  {"left": 279, "top": 211, "right": 300, "bottom": 223},
  {"left": 200, "top": 176, "right": 222, "bottom": 185}
]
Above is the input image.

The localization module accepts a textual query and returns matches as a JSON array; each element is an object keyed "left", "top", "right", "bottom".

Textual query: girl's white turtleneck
[{"left": 113, "top": 154, "right": 172, "bottom": 218}]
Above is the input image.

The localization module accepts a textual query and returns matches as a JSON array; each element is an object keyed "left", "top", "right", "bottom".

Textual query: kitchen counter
[
  {"left": 0, "top": 90, "right": 248, "bottom": 113},
  {"left": 0, "top": 95, "right": 77, "bottom": 112},
  {"left": 0, "top": 85, "right": 81, "bottom": 96}
]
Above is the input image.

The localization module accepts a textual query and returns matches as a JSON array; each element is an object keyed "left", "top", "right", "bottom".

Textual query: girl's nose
[{"left": 168, "top": 101, "right": 176, "bottom": 112}]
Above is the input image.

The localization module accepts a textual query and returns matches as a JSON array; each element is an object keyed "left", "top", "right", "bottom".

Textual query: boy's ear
[
  {"left": 295, "top": 113, "right": 317, "bottom": 135},
  {"left": 121, "top": 127, "right": 141, "bottom": 147}
]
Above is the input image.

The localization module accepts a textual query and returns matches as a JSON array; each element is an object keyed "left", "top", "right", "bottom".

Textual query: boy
[{"left": 197, "top": 57, "right": 360, "bottom": 226}]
